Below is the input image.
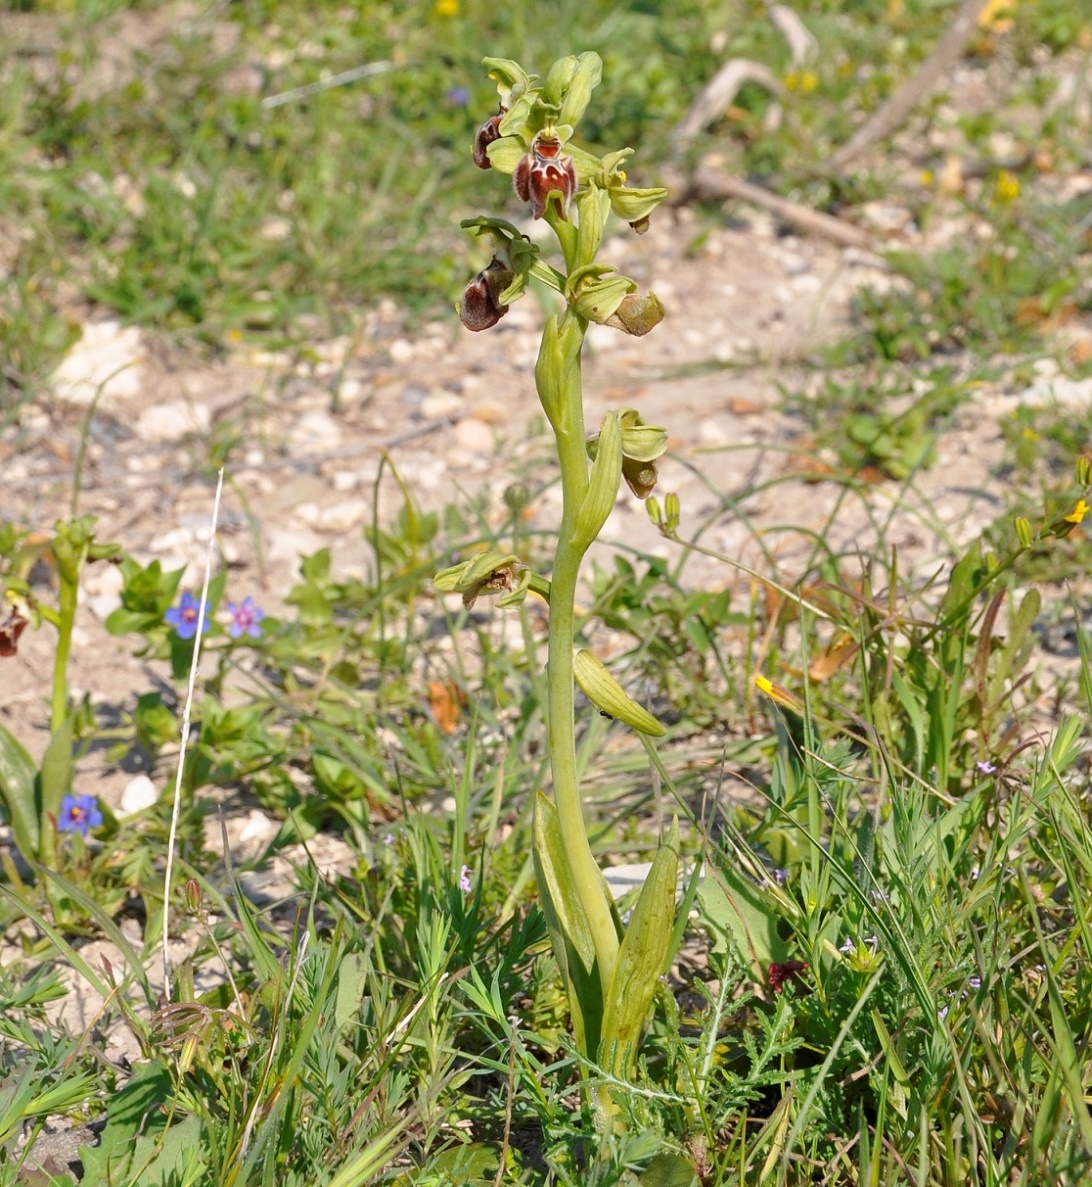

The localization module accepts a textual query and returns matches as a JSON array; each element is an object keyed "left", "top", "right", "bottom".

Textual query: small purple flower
[
  {"left": 446, "top": 85, "right": 470, "bottom": 108},
  {"left": 383, "top": 832, "right": 395, "bottom": 846},
  {"left": 165, "top": 592, "right": 210, "bottom": 640},
  {"left": 58, "top": 793, "right": 103, "bottom": 837},
  {"left": 226, "top": 596, "right": 264, "bottom": 639},
  {"left": 459, "top": 864, "right": 472, "bottom": 893},
  {"left": 976, "top": 760, "right": 998, "bottom": 776},
  {"left": 968, "top": 975, "right": 981, "bottom": 991}
]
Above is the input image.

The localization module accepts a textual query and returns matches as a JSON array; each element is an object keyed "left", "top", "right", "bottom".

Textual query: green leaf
[
  {"left": 698, "top": 860, "right": 790, "bottom": 978},
  {"left": 0, "top": 721, "right": 40, "bottom": 859},
  {"left": 637, "top": 1152, "right": 700, "bottom": 1187},
  {"left": 532, "top": 791, "right": 604, "bottom": 1061},
  {"left": 79, "top": 1061, "right": 206, "bottom": 1185},
  {"left": 600, "top": 819, "right": 679, "bottom": 1078}
]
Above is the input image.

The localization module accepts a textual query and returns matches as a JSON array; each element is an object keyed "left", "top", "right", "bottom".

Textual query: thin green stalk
[
  {"left": 542, "top": 310, "right": 619, "bottom": 986},
  {"left": 51, "top": 572, "right": 77, "bottom": 733}
]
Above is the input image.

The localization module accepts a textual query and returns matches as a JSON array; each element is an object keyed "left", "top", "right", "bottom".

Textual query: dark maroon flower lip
[
  {"left": 512, "top": 132, "right": 577, "bottom": 221},
  {"left": 460, "top": 254, "right": 515, "bottom": 332},
  {"left": 473, "top": 105, "right": 507, "bottom": 170},
  {"left": 0, "top": 608, "right": 28, "bottom": 657}
]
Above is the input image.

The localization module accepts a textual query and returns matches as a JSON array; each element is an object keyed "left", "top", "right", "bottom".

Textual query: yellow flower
[
  {"left": 1021, "top": 426, "right": 1040, "bottom": 442},
  {"left": 920, "top": 169, "right": 934, "bottom": 187},
  {"left": 994, "top": 170, "right": 1020, "bottom": 203},
  {"left": 1065, "top": 498, "right": 1089, "bottom": 525},
  {"left": 434, "top": 0, "right": 459, "bottom": 14},
  {"left": 785, "top": 70, "right": 818, "bottom": 93},
  {"left": 754, "top": 674, "right": 803, "bottom": 712}
]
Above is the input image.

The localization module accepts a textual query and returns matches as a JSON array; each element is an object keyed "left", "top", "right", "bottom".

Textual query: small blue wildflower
[
  {"left": 383, "top": 832, "right": 395, "bottom": 846},
  {"left": 226, "top": 596, "right": 264, "bottom": 639},
  {"left": 459, "top": 864, "right": 472, "bottom": 893},
  {"left": 446, "top": 85, "right": 470, "bottom": 108},
  {"left": 976, "top": 760, "right": 998, "bottom": 775},
  {"left": 165, "top": 591, "right": 210, "bottom": 640},
  {"left": 968, "top": 975, "right": 981, "bottom": 991},
  {"left": 58, "top": 793, "right": 103, "bottom": 837}
]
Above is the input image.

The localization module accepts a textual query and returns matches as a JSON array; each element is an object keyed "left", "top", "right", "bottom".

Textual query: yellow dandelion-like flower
[
  {"left": 434, "top": 0, "right": 459, "bottom": 14},
  {"left": 1021, "top": 426, "right": 1040, "bottom": 442},
  {"left": 994, "top": 170, "right": 1020, "bottom": 203},
  {"left": 1065, "top": 498, "right": 1089, "bottom": 525},
  {"left": 920, "top": 169, "right": 934, "bottom": 187}
]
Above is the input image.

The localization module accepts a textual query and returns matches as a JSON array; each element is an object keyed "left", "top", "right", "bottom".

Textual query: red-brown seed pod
[{"left": 472, "top": 106, "right": 507, "bottom": 170}]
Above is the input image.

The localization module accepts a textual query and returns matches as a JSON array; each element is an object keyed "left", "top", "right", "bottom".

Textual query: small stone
[
  {"left": 119, "top": 774, "right": 158, "bottom": 816},
  {"left": 318, "top": 499, "right": 368, "bottom": 532},
  {"left": 454, "top": 417, "right": 494, "bottom": 455},
  {"left": 292, "top": 409, "right": 342, "bottom": 449},
  {"left": 388, "top": 338, "right": 414, "bottom": 363},
  {"left": 51, "top": 321, "right": 144, "bottom": 406},
  {"left": 87, "top": 593, "right": 122, "bottom": 620},
  {"left": 136, "top": 400, "right": 212, "bottom": 442},
  {"left": 420, "top": 391, "right": 463, "bottom": 420}
]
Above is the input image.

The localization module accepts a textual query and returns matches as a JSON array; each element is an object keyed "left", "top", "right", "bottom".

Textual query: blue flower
[
  {"left": 226, "top": 596, "right": 264, "bottom": 639},
  {"left": 446, "top": 85, "right": 470, "bottom": 108},
  {"left": 165, "top": 592, "right": 210, "bottom": 640},
  {"left": 58, "top": 793, "right": 103, "bottom": 837}
]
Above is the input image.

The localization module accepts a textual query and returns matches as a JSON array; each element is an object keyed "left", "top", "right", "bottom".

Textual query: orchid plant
[{"left": 435, "top": 52, "right": 678, "bottom": 1126}]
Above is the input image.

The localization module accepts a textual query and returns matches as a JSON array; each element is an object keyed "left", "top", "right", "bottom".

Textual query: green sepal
[
  {"left": 433, "top": 550, "right": 520, "bottom": 593},
  {"left": 572, "top": 185, "right": 612, "bottom": 267},
  {"left": 619, "top": 409, "right": 668, "bottom": 462},
  {"left": 573, "top": 648, "right": 666, "bottom": 737},
  {"left": 532, "top": 791, "right": 605, "bottom": 1062},
  {"left": 558, "top": 51, "right": 602, "bottom": 130},
  {"left": 535, "top": 314, "right": 583, "bottom": 430},
  {"left": 608, "top": 183, "right": 668, "bottom": 224},
  {"left": 571, "top": 410, "right": 621, "bottom": 551},
  {"left": 600, "top": 818, "right": 680, "bottom": 1077},
  {"left": 487, "top": 134, "right": 531, "bottom": 174},
  {"left": 568, "top": 265, "right": 636, "bottom": 326},
  {"left": 482, "top": 56, "right": 536, "bottom": 103},
  {"left": 542, "top": 55, "right": 579, "bottom": 106}
]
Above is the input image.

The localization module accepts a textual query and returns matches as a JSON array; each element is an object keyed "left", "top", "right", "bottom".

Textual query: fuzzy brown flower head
[
  {"left": 460, "top": 254, "right": 515, "bottom": 332},
  {"left": 473, "top": 106, "right": 507, "bottom": 169},
  {"left": 513, "top": 131, "right": 577, "bottom": 221}
]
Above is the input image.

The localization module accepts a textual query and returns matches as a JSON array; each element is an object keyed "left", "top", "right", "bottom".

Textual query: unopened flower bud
[
  {"left": 473, "top": 106, "right": 507, "bottom": 169},
  {"left": 513, "top": 131, "right": 577, "bottom": 220},
  {"left": 459, "top": 254, "right": 514, "bottom": 332}
]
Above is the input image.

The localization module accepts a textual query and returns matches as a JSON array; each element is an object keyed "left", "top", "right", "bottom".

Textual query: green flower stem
[
  {"left": 541, "top": 308, "right": 619, "bottom": 988},
  {"left": 51, "top": 571, "right": 77, "bottom": 734}
]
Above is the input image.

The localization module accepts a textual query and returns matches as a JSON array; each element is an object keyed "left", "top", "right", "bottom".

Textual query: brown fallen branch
[
  {"left": 828, "top": 0, "right": 992, "bottom": 173},
  {"left": 664, "top": 165, "right": 880, "bottom": 254}
]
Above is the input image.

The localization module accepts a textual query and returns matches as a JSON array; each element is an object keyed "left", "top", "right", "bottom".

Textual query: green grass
[{"left": 3, "top": 0, "right": 1092, "bottom": 1183}]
